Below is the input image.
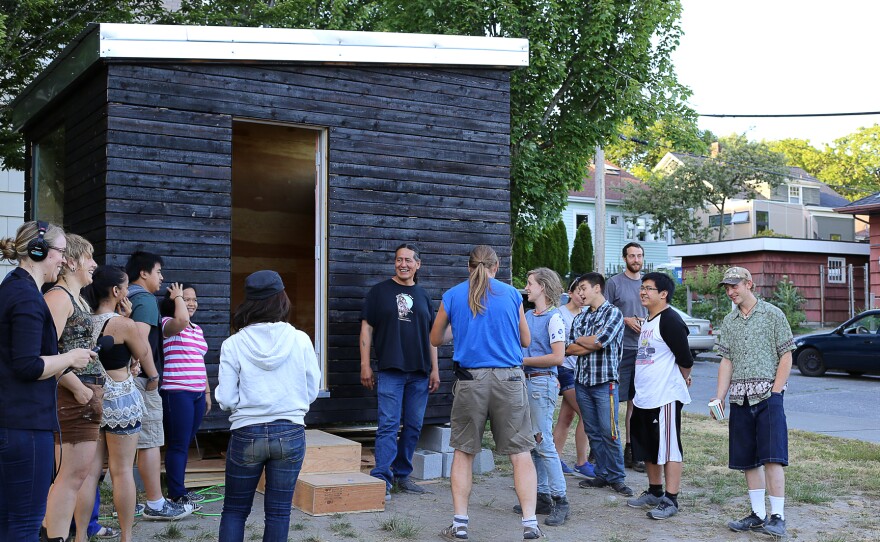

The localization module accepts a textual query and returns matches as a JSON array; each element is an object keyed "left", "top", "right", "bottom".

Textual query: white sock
[
  {"left": 147, "top": 497, "right": 167, "bottom": 511},
  {"left": 452, "top": 515, "right": 469, "bottom": 529},
  {"left": 748, "top": 489, "right": 766, "bottom": 518},
  {"left": 769, "top": 495, "right": 785, "bottom": 519}
]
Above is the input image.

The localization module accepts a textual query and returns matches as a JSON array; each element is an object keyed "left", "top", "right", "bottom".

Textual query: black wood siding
[{"left": 27, "top": 61, "right": 513, "bottom": 430}]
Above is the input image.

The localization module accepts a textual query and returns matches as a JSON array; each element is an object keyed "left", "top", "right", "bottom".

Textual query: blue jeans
[
  {"left": 219, "top": 422, "right": 306, "bottom": 542},
  {"left": 0, "top": 428, "right": 54, "bottom": 542},
  {"left": 370, "top": 369, "right": 429, "bottom": 489},
  {"left": 575, "top": 381, "right": 626, "bottom": 484},
  {"left": 729, "top": 392, "right": 789, "bottom": 470},
  {"left": 161, "top": 390, "right": 206, "bottom": 498},
  {"left": 527, "top": 376, "right": 566, "bottom": 497}
]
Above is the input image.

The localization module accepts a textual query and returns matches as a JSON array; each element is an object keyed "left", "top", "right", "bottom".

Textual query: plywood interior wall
[{"left": 231, "top": 121, "right": 317, "bottom": 340}]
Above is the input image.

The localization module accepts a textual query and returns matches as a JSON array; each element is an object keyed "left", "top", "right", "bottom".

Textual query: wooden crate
[
  {"left": 292, "top": 472, "right": 386, "bottom": 516},
  {"left": 257, "top": 430, "right": 361, "bottom": 493}
]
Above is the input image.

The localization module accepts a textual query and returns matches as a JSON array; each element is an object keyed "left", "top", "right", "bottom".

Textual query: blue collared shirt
[{"left": 568, "top": 300, "right": 624, "bottom": 387}]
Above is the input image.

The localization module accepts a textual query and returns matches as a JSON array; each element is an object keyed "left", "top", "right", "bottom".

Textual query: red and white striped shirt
[{"left": 161, "top": 317, "right": 208, "bottom": 393}]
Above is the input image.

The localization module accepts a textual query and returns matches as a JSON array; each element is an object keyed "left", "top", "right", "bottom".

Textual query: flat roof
[
  {"left": 13, "top": 23, "right": 529, "bottom": 131},
  {"left": 669, "top": 237, "right": 870, "bottom": 258}
]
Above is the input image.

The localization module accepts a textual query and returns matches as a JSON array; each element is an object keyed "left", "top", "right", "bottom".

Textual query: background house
[
  {"left": 562, "top": 161, "right": 670, "bottom": 274},
  {"left": 656, "top": 153, "right": 855, "bottom": 241},
  {"left": 836, "top": 192, "right": 880, "bottom": 309}
]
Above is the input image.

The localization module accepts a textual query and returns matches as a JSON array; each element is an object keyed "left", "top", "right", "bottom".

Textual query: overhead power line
[{"left": 700, "top": 111, "right": 880, "bottom": 118}]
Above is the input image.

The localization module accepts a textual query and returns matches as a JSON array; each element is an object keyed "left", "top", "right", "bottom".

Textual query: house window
[
  {"left": 32, "top": 125, "right": 65, "bottom": 224},
  {"left": 827, "top": 257, "right": 845, "bottom": 284},
  {"left": 788, "top": 185, "right": 802, "bottom": 204},
  {"left": 709, "top": 213, "right": 732, "bottom": 228},
  {"left": 756, "top": 210, "right": 769, "bottom": 233},
  {"left": 731, "top": 211, "right": 750, "bottom": 224},
  {"left": 625, "top": 217, "right": 647, "bottom": 241},
  {"left": 575, "top": 213, "right": 592, "bottom": 229},
  {"left": 609, "top": 214, "right": 621, "bottom": 227},
  {"left": 829, "top": 233, "right": 841, "bottom": 241}
]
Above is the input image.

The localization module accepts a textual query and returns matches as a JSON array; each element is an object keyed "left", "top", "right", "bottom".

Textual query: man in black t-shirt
[{"left": 360, "top": 244, "right": 439, "bottom": 499}]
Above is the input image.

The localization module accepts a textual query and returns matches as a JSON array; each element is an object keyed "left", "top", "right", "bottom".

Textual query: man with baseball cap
[{"left": 711, "top": 266, "right": 796, "bottom": 537}]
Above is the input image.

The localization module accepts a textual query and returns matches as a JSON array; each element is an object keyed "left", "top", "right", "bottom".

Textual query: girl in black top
[{"left": 0, "top": 221, "right": 94, "bottom": 542}]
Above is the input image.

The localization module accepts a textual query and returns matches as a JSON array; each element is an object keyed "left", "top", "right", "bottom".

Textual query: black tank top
[{"left": 97, "top": 318, "right": 134, "bottom": 371}]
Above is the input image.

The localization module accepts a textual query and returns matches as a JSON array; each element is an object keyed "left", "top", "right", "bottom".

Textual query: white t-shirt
[
  {"left": 559, "top": 304, "right": 582, "bottom": 370},
  {"left": 633, "top": 307, "right": 693, "bottom": 409}
]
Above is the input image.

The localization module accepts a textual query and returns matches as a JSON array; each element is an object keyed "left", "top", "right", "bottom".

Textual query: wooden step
[
  {"left": 257, "top": 429, "right": 362, "bottom": 494},
  {"left": 292, "top": 472, "right": 386, "bottom": 516}
]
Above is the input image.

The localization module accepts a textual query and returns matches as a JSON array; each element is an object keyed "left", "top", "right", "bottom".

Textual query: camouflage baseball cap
[{"left": 718, "top": 266, "right": 752, "bottom": 286}]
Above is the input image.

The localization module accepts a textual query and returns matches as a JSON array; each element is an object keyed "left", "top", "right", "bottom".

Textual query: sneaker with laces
[
  {"left": 170, "top": 494, "right": 203, "bottom": 510},
  {"left": 395, "top": 477, "right": 429, "bottom": 494},
  {"left": 647, "top": 496, "right": 679, "bottom": 520},
  {"left": 627, "top": 490, "right": 662, "bottom": 509},
  {"left": 762, "top": 514, "right": 786, "bottom": 537},
  {"left": 610, "top": 482, "right": 634, "bottom": 497},
  {"left": 141, "top": 499, "right": 194, "bottom": 521},
  {"left": 728, "top": 512, "right": 766, "bottom": 532},
  {"left": 572, "top": 461, "right": 596, "bottom": 479},
  {"left": 184, "top": 490, "right": 206, "bottom": 503},
  {"left": 559, "top": 460, "right": 574, "bottom": 474},
  {"left": 440, "top": 524, "right": 468, "bottom": 541},
  {"left": 578, "top": 476, "right": 608, "bottom": 489},
  {"left": 523, "top": 526, "right": 545, "bottom": 540}
]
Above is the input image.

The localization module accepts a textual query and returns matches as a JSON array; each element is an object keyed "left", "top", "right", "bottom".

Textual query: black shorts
[{"left": 631, "top": 401, "right": 683, "bottom": 465}]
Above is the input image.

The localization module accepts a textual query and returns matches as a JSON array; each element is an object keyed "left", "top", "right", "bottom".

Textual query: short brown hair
[{"left": 232, "top": 290, "right": 291, "bottom": 332}]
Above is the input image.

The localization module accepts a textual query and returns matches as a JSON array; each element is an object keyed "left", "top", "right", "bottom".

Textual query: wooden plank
[{"left": 292, "top": 472, "right": 385, "bottom": 516}]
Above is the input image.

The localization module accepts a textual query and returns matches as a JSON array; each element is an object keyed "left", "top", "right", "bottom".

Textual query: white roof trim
[{"left": 669, "top": 238, "right": 870, "bottom": 258}]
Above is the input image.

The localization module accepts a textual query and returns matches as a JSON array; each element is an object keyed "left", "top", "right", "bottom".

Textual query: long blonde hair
[
  {"left": 527, "top": 267, "right": 563, "bottom": 308},
  {"left": 0, "top": 221, "right": 65, "bottom": 263},
  {"left": 467, "top": 245, "right": 499, "bottom": 316}
]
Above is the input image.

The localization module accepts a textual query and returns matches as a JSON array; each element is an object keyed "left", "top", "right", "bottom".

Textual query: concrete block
[
  {"left": 0, "top": 193, "right": 24, "bottom": 218},
  {"left": 441, "top": 451, "right": 454, "bottom": 478},
  {"left": 6, "top": 169, "right": 24, "bottom": 193},
  {"left": 472, "top": 448, "right": 495, "bottom": 474},
  {"left": 411, "top": 449, "right": 443, "bottom": 480},
  {"left": 417, "top": 425, "right": 453, "bottom": 453}
]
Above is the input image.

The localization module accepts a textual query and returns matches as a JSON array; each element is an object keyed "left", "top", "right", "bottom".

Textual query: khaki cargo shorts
[
  {"left": 449, "top": 367, "right": 534, "bottom": 455},
  {"left": 134, "top": 376, "right": 165, "bottom": 449}
]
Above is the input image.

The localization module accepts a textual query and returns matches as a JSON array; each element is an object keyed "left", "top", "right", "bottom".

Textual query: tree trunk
[{"left": 716, "top": 200, "right": 726, "bottom": 242}]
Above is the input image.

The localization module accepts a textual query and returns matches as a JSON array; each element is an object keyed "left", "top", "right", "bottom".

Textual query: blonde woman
[
  {"left": 42, "top": 234, "right": 103, "bottom": 542},
  {"left": 0, "top": 221, "right": 94, "bottom": 542},
  {"left": 430, "top": 245, "right": 540, "bottom": 541}
]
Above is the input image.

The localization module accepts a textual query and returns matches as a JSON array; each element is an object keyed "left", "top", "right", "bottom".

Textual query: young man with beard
[
  {"left": 712, "top": 267, "right": 795, "bottom": 537},
  {"left": 627, "top": 272, "right": 692, "bottom": 520},
  {"left": 604, "top": 242, "right": 648, "bottom": 473}
]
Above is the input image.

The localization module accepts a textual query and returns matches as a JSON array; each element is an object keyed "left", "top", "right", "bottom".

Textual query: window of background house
[
  {"left": 609, "top": 214, "right": 621, "bottom": 227},
  {"left": 756, "top": 210, "right": 769, "bottom": 233},
  {"left": 829, "top": 233, "right": 842, "bottom": 241},
  {"left": 827, "top": 257, "right": 845, "bottom": 284},
  {"left": 731, "top": 211, "right": 750, "bottom": 224},
  {"left": 788, "top": 185, "right": 802, "bottom": 204},
  {"left": 625, "top": 217, "right": 647, "bottom": 241},
  {"left": 32, "top": 126, "right": 65, "bottom": 224},
  {"left": 575, "top": 213, "right": 592, "bottom": 229}
]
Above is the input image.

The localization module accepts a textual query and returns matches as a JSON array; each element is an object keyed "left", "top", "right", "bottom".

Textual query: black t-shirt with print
[{"left": 360, "top": 279, "right": 434, "bottom": 373}]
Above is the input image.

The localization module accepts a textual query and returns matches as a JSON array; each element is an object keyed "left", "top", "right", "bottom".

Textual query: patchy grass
[
  {"left": 377, "top": 514, "right": 423, "bottom": 539},
  {"left": 329, "top": 518, "right": 358, "bottom": 538},
  {"left": 153, "top": 523, "right": 185, "bottom": 540}
]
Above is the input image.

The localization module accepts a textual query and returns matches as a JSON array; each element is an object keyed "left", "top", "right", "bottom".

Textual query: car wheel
[
  {"left": 797, "top": 348, "right": 826, "bottom": 377},
  {"left": 847, "top": 371, "right": 865, "bottom": 377}
]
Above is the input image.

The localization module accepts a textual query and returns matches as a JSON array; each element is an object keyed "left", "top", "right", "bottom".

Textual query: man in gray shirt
[{"left": 604, "top": 242, "right": 647, "bottom": 473}]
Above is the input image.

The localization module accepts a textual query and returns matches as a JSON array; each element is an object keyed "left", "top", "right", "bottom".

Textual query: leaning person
[
  {"left": 360, "top": 244, "right": 439, "bottom": 499},
  {"left": 0, "top": 221, "right": 94, "bottom": 542},
  {"left": 713, "top": 267, "right": 795, "bottom": 537},
  {"left": 217, "top": 271, "right": 321, "bottom": 542},
  {"left": 430, "top": 245, "right": 539, "bottom": 541}
]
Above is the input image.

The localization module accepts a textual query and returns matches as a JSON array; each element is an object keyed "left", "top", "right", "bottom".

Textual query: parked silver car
[{"left": 669, "top": 306, "right": 715, "bottom": 354}]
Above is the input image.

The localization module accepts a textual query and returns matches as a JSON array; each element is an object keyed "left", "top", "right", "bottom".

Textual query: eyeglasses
[
  {"left": 639, "top": 286, "right": 659, "bottom": 292},
  {"left": 49, "top": 246, "right": 66, "bottom": 255}
]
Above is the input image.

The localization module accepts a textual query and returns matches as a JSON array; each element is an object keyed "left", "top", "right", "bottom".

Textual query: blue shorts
[
  {"left": 728, "top": 392, "right": 788, "bottom": 470},
  {"left": 105, "top": 421, "right": 142, "bottom": 436},
  {"left": 557, "top": 366, "right": 575, "bottom": 394}
]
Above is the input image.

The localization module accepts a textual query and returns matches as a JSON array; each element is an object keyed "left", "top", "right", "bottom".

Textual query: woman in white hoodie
[{"left": 216, "top": 270, "right": 321, "bottom": 542}]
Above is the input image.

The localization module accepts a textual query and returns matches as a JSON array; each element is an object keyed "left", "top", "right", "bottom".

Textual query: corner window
[
  {"left": 827, "top": 257, "right": 845, "bottom": 284},
  {"left": 32, "top": 125, "right": 65, "bottom": 224}
]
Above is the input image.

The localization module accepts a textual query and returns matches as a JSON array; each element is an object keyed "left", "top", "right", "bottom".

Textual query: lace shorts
[{"left": 101, "top": 374, "right": 145, "bottom": 431}]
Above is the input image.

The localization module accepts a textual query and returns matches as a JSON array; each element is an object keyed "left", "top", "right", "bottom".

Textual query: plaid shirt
[{"left": 568, "top": 300, "right": 625, "bottom": 387}]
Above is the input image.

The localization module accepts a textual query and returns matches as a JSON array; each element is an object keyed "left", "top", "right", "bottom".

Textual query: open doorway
[{"left": 231, "top": 120, "right": 327, "bottom": 382}]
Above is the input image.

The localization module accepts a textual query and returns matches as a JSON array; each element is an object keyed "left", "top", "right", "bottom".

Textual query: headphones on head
[{"left": 27, "top": 221, "right": 50, "bottom": 262}]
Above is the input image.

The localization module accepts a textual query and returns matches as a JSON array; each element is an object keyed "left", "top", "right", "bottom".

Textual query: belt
[
  {"left": 78, "top": 374, "right": 106, "bottom": 386},
  {"left": 524, "top": 371, "right": 554, "bottom": 379}
]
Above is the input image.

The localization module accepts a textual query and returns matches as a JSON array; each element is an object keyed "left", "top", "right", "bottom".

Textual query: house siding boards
[{"left": 21, "top": 61, "right": 513, "bottom": 429}]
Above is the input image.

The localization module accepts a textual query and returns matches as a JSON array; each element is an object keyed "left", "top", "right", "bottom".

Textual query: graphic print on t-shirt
[
  {"left": 636, "top": 329, "right": 656, "bottom": 365},
  {"left": 396, "top": 293, "right": 414, "bottom": 321}
]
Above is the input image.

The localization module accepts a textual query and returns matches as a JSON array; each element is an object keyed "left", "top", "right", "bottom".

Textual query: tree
[
  {"left": 0, "top": 1, "right": 166, "bottom": 170},
  {"left": 623, "top": 134, "right": 788, "bottom": 242},
  {"left": 543, "top": 219, "right": 569, "bottom": 279},
  {"left": 569, "top": 220, "right": 593, "bottom": 276},
  {"left": 169, "top": 0, "right": 693, "bottom": 245},
  {"left": 766, "top": 138, "right": 824, "bottom": 176},
  {"left": 812, "top": 125, "right": 880, "bottom": 200}
]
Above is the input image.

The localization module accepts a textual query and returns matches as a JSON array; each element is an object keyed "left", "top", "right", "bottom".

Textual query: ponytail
[{"left": 467, "top": 245, "right": 499, "bottom": 316}]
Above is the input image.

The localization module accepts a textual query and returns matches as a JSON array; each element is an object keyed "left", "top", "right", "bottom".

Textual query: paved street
[{"left": 685, "top": 356, "right": 880, "bottom": 443}]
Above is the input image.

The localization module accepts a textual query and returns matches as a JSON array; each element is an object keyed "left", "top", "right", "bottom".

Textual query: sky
[{"left": 672, "top": 0, "right": 880, "bottom": 147}]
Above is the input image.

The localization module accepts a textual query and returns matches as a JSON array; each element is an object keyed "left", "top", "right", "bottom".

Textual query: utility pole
[{"left": 595, "top": 146, "right": 606, "bottom": 275}]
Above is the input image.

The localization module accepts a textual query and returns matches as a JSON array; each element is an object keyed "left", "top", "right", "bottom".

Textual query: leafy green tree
[
  {"left": 544, "top": 219, "right": 569, "bottom": 278},
  {"left": 0, "top": 0, "right": 166, "bottom": 170},
  {"left": 766, "top": 138, "right": 825, "bottom": 176},
  {"left": 768, "top": 275, "right": 806, "bottom": 332},
  {"left": 683, "top": 264, "right": 729, "bottom": 328},
  {"left": 623, "top": 134, "right": 788, "bottom": 242},
  {"left": 812, "top": 125, "right": 880, "bottom": 200},
  {"left": 606, "top": 115, "right": 716, "bottom": 179},
  {"left": 569, "top": 220, "right": 593, "bottom": 276}
]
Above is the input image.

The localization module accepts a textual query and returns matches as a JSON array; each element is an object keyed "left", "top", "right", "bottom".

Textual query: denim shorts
[
  {"left": 105, "top": 421, "right": 142, "bottom": 436},
  {"left": 728, "top": 392, "right": 789, "bottom": 470},
  {"left": 557, "top": 366, "right": 575, "bottom": 394}
]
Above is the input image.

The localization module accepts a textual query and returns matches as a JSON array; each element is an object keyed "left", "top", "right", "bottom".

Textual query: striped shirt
[
  {"left": 161, "top": 317, "right": 208, "bottom": 392},
  {"left": 568, "top": 300, "right": 625, "bottom": 387}
]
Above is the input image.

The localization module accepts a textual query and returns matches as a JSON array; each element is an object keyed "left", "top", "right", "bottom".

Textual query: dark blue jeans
[
  {"left": 0, "top": 427, "right": 54, "bottom": 542},
  {"left": 219, "top": 422, "right": 306, "bottom": 542},
  {"left": 161, "top": 389, "right": 206, "bottom": 498},
  {"left": 370, "top": 369, "right": 429, "bottom": 489}
]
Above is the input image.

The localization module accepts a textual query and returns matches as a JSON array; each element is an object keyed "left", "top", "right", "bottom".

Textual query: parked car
[
  {"left": 794, "top": 309, "right": 880, "bottom": 377},
  {"left": 669, "top": 305, "right": 715, "bottom": 355}
]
